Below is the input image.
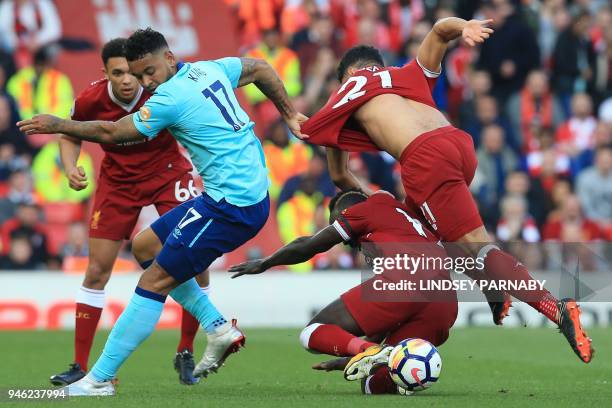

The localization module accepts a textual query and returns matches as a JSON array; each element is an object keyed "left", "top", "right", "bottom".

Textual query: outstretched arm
[
  {"left": 237, "top": 57, "right": 308, "bottom": 139},
  {"left": 417, "top": 17, "right": 493, "bottom": 74},
  {"left": 229, "top": 226, "right": 343, "bottom": 278},
  {"left": 18, "top": 114, "right": 144, "bottom": 144}
]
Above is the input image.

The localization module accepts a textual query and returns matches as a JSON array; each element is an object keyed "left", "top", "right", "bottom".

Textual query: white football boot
[
  {"left": 65, "top": 374, "right": 115, "bottom": 396},
  {"left": 193, "top": 319, "right": 245, "bottom": 378}
]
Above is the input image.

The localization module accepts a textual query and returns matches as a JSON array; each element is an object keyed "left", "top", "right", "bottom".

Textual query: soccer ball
[{"left": 387, "top": 338, "right": 442, "bottom": 392}]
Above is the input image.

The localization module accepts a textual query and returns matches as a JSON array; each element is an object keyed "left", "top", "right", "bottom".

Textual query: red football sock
[
  {"left": 484, "top": 249, "right": 560, "bottom": 324},
  {"left": 74, "top": 303, "right": 103, "bottom": 371},
  {"left": 364, "top": 366, "right": 398, "bottom": 394},
  {"left": 177, "top": 309, "right": 199, "bottom": 353},
  {"left": 305, "top": 324, "right": 375, "bottom": 356}
]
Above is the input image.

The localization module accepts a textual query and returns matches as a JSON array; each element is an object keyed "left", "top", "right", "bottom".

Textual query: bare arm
[
  {"left": 229, "top": 226, "right": 343, "bottom": 278},
  {"left": 18, "top": 114, "right": 145, "bottom": 144},
  {"left": 326, "top": 147, "right": 371, "bottom": 193},
  {"left": 237, "top": 57, "right": 308, "bottom": 138},
  {"left": 59, "top": 135, "right": 88, "bottom": 191},
  {"left": 417, "top": 17, "right": 493, "bottom": 74}
]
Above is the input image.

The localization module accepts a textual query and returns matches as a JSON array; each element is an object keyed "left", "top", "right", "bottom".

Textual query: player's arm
[
  {"left": 229, "top": 226, "right": 343, "bottom": 278},
  {"left": 58, "top": 135, "right": 88, "bottom": 191},
  {"left": 17, "top": 114, "right": 145, "bottom": 144},
  {"left": 237, "top": 57, "right": 308, "bottom": 139},
  {"left": 417, "top": 17, "right": 493, "bottom": 74},
  {"left": 326, "top": 147, "right": 372, "bottom": 194}
]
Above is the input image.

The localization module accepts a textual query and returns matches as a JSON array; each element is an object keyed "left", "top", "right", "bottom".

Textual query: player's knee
[
  {"left": 299, "top": 323, "right": 323, "bottom": 351},
  {"left": 83, "top": 261, "right": 112, "bottom": 289},
  {"left": 132, "top": 229, "right": 160, "bottom": 263}
]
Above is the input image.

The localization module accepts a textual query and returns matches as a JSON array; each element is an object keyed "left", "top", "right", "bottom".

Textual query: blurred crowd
[{"left": 0, "top": 0, "right": 610, "bottom": 272}]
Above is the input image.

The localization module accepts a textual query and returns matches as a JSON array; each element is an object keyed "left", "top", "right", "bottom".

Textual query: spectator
[
  {"left": 464, "top": 94, "right": 517, "bottom": 150},
  {"left": 0, "top": 94, "right": 35, "bottom": 157},
  {"left": 475, "top": 124, "right": 518, "bottom": 219},
  {"left": 31, "top": 141, "right": 94, "bottom": 203},
  {"left": 505, "top": 170, "right": 549, "bottom": 228},
  {"left": 243, "top": 28, "right": 302, "bottom": 106},
  {"left": 0, "top": 144, "right": 29, "bottom": 182},
  {"left": 551, "top": 10, "right": 595, "bottom": 114},
  {"left": 496, "top": 194, "right": 542, "bottom": 269},
  {"left": 224, "top": 0, "right": 284, "bottom": 48},
  {"left": 0, "top": 234, "right": 40, "bottom": 270},
  {"left": 60, "top": 222, "right": 88, "bottom": 258},
  {"left": 590, "top": 14, "right": 612, "bottom": 103},
  {"left": 525, "top": 127, "right": 571, "bottom": 178},
  {"left": 278, "top": 151, "right": 335, "bottom": 208},
  {"left": 1, "top": 202, "right": 50, "bottom": 267},
  {"left": 0, "top": 0, "right": 61, "bottom": 67},
  {"left": 359, "top": 151, "right": 396, "bottom": 196},
  {"left": 542, "top": 194, "right": 603, "bottom": 241},
  {"left": 576, "top": 146, "right": 612, "bottom": 233},
  {"left": 6, "top": 45, "right": 73, "bottom": 121},
  {"left": 506, "top": 70, "right": 564, "bottom": 152},
  {"left": 0, "top": 169, "right": 34, "bottom": 224},
  {"left": 538, "top": 0, "right": 572, "bottom": 66},
  {"left": 277, "top": 176, "right": 323, "bottom": 272},
  {"left": 477, "top": 0, "right": 540, "bottom": 102},
  {"left": 555, "top": 93, "right": 598, "bottom": 173},
  {"left": 290, "top": 13, "right": 342, "bottom": 79},
  {"left": 0, "top": 51, "right": 17, "bottom": 89},
  {"left": 262, "top": 119, "right": 312, "bottom": 201},
  {"left": 458, "top": 70, "right": 492, "bottom": 128}
]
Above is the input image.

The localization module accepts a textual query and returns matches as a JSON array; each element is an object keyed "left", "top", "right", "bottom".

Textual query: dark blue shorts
[{"left": 151, "top": 193, "right": 269, "bottom": 282}]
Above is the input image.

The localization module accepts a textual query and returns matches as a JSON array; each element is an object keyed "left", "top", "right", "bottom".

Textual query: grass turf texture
[{"left": 1, "top": 327, "right": 610, "bottom": 407}]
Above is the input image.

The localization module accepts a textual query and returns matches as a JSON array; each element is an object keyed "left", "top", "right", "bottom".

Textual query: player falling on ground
[
  {"left": 300, "top": 17, "right": 593, "bottom": 366},
  {"left": 18, "top": 27, "right": 306, "bottom": 396},
  {"left": 50, "top": 38, "right": 207, "bottom": 387},
  {"left": 230, "top": 189, "right": 458, "bottom": 395}
]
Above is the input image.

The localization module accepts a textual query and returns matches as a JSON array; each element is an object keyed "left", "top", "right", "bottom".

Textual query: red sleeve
[
  {"left": 332, "top": 201, "right": 372, "bottom": 242},
  {"left": 398, "top": 59, "right": 439, "bottom": 92},
  {"left": 70, "top": 95, "right": 88, "bottom": 121}
]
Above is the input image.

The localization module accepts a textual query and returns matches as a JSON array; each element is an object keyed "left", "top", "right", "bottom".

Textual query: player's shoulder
[{"left": 76, "top": 78, "right": 108, "bottom": 102}]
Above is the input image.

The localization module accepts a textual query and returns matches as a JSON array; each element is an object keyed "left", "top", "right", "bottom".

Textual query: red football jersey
[
  {"left": 332, "top": 191, "right": 439, "bottom": 246},
  {"left": 302, "top": 60, "right": 439, "bottom": 152},
  {"left": 71, "top": 79, "right": 192, "bottom": 182}
]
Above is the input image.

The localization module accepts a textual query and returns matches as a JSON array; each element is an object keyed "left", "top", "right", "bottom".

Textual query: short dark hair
[
  {"left": 125, "top": 27, "right": 169, "bottom": 62},
  {"left": 328, "top": 189, "right": 368, "bottom": 224},
  {"left": 336, "top": 45, "right": 384, "bottom": 81},
  {"left": 101, "top": 38, "right": 127, "bottom": 65}
]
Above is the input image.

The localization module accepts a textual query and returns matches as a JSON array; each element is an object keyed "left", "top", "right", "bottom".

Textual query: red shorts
[
  {"left": 89, "top": 170, "right": 198, "bottom": 240},
  {"left": 340, "top": 282, "right": 457, "bottom": 345},
  {"left": 400, "top": 126, "right": 483, "bottom": 241}
]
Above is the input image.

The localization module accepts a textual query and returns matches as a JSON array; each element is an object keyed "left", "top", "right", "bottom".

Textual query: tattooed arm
[
  {"left": 18, "top": 114, "right": 144, "bottom": 144},
  {"left": 238, "top": 57, "right": 308, "bottom": 138}
]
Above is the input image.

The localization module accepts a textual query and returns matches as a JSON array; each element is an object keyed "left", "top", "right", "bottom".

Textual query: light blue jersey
[{"left": 133, "top": 58, "right": 269, "bottom": 207}]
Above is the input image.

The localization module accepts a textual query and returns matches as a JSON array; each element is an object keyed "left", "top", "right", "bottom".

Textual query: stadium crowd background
[{"left": 0, "top": 0, "right": 610, "bottom": 273}]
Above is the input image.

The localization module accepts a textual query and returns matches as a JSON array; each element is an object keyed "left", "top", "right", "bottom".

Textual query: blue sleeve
[
  {"left": 132, "top": 89, "right": 178, "bottom": 138},
  {"left": 213, "top": 57, "right": 242, "bottom": 89}
]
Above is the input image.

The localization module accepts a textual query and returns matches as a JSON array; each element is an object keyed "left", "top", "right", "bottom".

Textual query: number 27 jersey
[
  {"left": 302, "top": 59, "right": 440, "bottom": 152},
  {"left": 133, "top": 58, "right": 269, "bottom": 207}
]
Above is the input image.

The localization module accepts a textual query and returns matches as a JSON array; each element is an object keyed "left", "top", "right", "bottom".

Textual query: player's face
[
  {"left": 129, "top": 50, "right": 176, "bottom": 93},
  {"left": 103, "top": 57, "right": 139, "bottom": 102}
]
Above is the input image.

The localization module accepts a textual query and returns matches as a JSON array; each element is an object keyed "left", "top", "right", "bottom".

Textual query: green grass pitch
[{"left": 1, "top": 327, "right": 610, "bottom": 407}]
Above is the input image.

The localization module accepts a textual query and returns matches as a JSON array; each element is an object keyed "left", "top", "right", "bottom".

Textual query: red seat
[{"left": 42, "top": 202, "right": 85, "bottom": 224}]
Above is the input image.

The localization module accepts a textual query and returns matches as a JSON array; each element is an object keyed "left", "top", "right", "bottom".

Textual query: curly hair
[
  {"left": 336, "top": 45, "right": 384, "bottom": 81},
  {"left": 125, "top": 27, "right": 169, "bottom": 62},
  {"left": 101, "top": 38, "right": 127, "bottom": 65}
]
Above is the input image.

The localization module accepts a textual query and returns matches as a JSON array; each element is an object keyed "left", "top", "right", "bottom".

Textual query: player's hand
[
  {"left": 17, "top": 114, "right": 62, "bottom": 135},
  {"left": 312, "top": 357, "right": 350, "bottom": 371},
  {"left": 66, "top": 166, "right": 88, "bottom": 191},
  {"left": 284, "top": 112, "right": 309, "bottom": 140},
  {"left": 229, "top": 259, "right": 266, "bottom": 278},
  {"left": 462, "top": 19, "right": 494, "bottom": 47}
]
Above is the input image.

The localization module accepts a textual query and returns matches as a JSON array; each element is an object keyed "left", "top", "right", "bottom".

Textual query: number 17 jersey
[{"left": 133, "top": 58, "right": 269, "bottom": 207}]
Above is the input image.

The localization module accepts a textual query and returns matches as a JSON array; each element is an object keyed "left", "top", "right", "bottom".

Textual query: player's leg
[
  {"left": 362, "top": 302, "right": 458, "bottom": 395},
  {"left": 50, "top": 238, "right": 122, "bottom": 386},
  {"left": 300, "top": 298, "right": 377, "bottom": 357}
]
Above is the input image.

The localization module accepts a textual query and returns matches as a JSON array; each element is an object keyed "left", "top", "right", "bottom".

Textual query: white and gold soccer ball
[{"left": 387, "top": 338, "right": 442, "bottom": 392}]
